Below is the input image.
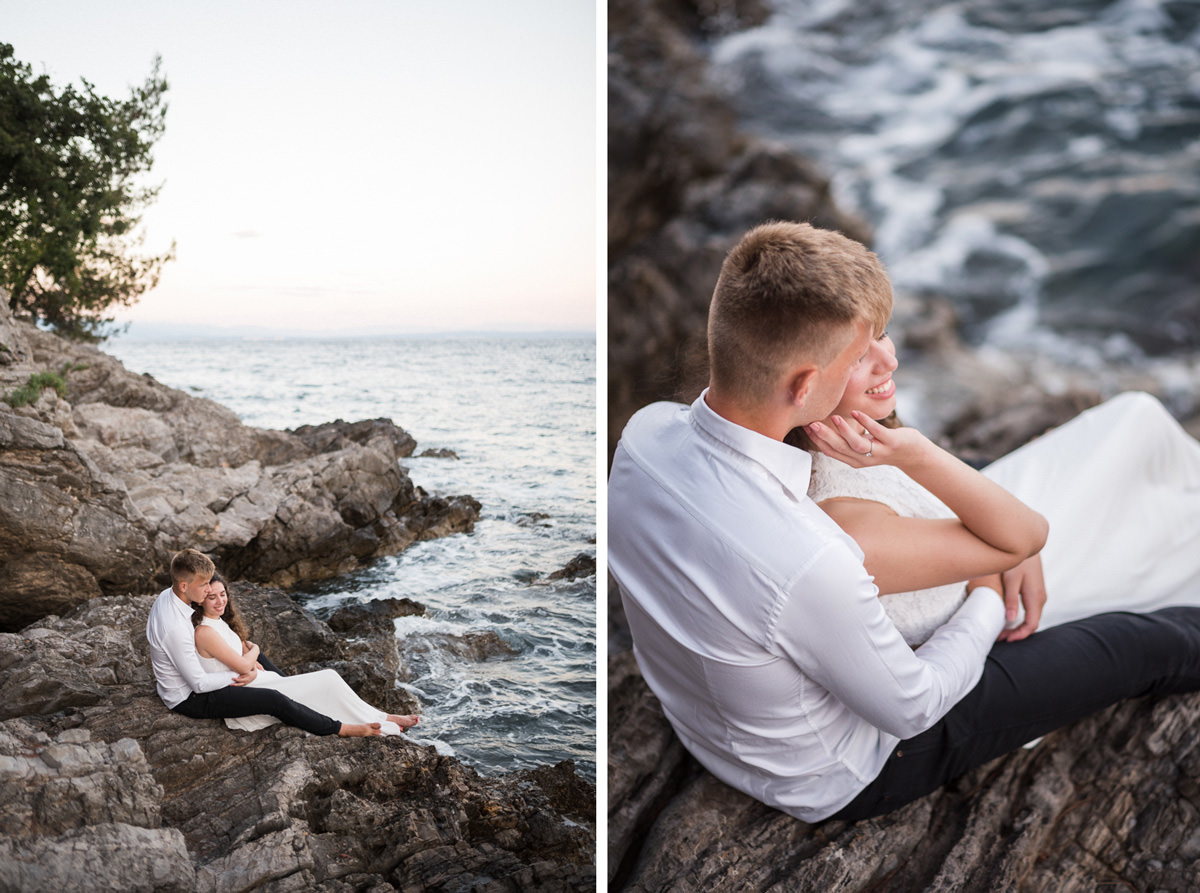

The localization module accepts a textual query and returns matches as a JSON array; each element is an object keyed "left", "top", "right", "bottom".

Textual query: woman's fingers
[
  {"left": 806, "top": 420, "right": 853, "bottom": 457},
  {"left": 806, "top": 417, "right": 874, "bottom": 466},
  {"left": 851, "top": 410, "right": 892, "bottom": 442},
  {"left": 833, "top": 413, "right": 876, "bottom": 457},
  {"left": 803, "top": 421, "right": 836, "bottom": 450}
]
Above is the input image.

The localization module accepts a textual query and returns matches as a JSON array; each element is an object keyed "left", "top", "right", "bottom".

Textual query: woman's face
[
  {"left": 830, "top": 330, "right": 898, "bottom": 422},
  {"left": 203, "top": 583, "right": 228, "bottom": 619}
]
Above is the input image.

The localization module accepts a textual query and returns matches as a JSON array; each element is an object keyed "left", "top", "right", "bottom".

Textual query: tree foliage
[{"left": 0, "top": 43, "right": 173, "bottom": 340}]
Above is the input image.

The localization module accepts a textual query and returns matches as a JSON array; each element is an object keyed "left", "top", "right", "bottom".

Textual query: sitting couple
[
  {"left": 609, "top": 220, "right": 1200, "bottom": 822},
  {"left": 146, "top": 549, "right": 418, "bottom": 738}
]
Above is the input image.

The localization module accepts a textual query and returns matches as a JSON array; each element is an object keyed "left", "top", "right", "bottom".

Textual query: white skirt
[
  {"left": 227, "top": 667, "right": 403, "bottom": 735},
  {"left": 982, "top": 391, "right": 1200, "bottom": 629}
]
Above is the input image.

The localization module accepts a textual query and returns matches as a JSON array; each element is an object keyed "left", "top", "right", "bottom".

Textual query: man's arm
[
  {"left": 160, "top": 616, "right": 235, "bottom": 694},
  {"left": 773, "top": 543, "right": 1005, "bottom": 740}
]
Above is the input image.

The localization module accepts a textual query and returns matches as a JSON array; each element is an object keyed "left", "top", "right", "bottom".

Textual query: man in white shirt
[
  {"left": 146, "top": 549, "right": 365, "bottom": 737},
  {"left": 609, "top": 221, "right": 1200, "bottom": 821}
]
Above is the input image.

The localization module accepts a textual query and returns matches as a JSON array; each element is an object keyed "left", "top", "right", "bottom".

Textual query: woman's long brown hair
[{"left": 191, "top": 572, "right": 250, "bottom": 641}]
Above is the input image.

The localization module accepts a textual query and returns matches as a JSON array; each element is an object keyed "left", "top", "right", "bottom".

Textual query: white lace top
[{"left": 808, "top": 452, "right": 968, "bottom": 646}]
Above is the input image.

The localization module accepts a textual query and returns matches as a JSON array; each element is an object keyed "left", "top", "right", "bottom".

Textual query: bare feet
[
  {"left": 387, "top": 714, "right": 419, "bottom": 730},
  {"left": 338, "top": 722, "right": 383, "bottom": 737}
]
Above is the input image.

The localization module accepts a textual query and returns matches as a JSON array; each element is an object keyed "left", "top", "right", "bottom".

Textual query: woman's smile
[
  {"left": 865, "top": 377, "right": 895, "bottom": 398},
  {"left": 204, "top": 589, "right": 228, "bottom": 619}
]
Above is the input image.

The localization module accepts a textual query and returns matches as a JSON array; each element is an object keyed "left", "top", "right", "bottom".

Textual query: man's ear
[{"left": 786, "top": 366, "right": 818, "bottom": 408}]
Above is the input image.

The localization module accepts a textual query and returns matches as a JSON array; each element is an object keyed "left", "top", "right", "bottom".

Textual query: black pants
[
  {"left": 171, "top": 653, "right": 340, "bottom": 737},
  {"left": 832, "top": 607, "right": 1200, "bottom": 821}
]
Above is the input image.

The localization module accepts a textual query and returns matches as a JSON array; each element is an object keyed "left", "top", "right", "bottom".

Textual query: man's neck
[
  {"left": 704, "top": 386, "right": 804, "bottom": 442},
  {"left": 171, "top": 586, "right": 191, "bottom": 607}
]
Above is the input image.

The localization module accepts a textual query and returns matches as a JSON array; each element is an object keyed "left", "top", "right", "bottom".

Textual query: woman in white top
[
  {"left": 796, "top": 328, "right": 1200, "bottom": 646},
  {"left": 193, "top": 576, "right": 419, "bottom": 735}
]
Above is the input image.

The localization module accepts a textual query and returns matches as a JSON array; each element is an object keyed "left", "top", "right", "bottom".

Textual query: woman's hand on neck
[{"left": 821, "top": 412, "right": 868, "bottom": 439}]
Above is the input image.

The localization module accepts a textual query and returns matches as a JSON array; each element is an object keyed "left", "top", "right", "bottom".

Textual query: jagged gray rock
[
  {"left": 0, "top": 588, "right": 595, "bottom": 890},
  {"left": 548, "top": 553, "right": 598, "bottom": 582},
  {"left": 0, "top": 409, "right": 156, "bottom": 630},
  {"left": 291, "top": 417, "right": 418, "bottom": 459},
  {"left": 327, "top": 597, "right": 426, "bottom": 635}
]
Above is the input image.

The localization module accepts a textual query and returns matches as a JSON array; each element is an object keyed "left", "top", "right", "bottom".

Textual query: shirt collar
[
  {"left": 691, "top": 389, "right": 814, "bottom": 498},
  {"left": 169, "top": 589, "right": 196, "bottom": 617}
]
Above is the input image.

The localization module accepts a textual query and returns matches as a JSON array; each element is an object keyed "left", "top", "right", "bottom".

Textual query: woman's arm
[
  {"left": 242, "top": 639, "right": 266, "bottom": 673},
  {"left": 806, "top": 411, "right": 1049, "bottom": 598},
  {"left": 195, "top": 625, "right": 260, "bottom": 675},
  {"left": 241, "top": 640, "right": 267, "bottom": 672}
]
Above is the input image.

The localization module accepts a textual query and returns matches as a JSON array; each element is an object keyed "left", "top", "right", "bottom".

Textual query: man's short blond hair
[
  {"left": 170, "top": 548, "right": 215, "bottom": 584},
  {"left": 707, "top": 221, "right": 892, "bottom": 404}
]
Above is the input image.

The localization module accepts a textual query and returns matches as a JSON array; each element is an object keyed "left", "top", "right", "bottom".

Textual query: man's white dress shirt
[
  {"left": 608, "top": 391, "right": 1006, "bottom": 821},
  {"left": 145, "top": 587, "right": 236, "bottom": 708}
]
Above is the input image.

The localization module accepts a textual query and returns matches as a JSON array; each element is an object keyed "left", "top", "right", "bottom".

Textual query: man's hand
[
  {"left": 996, "top": 554, "right": 1047, "bottom": 642},
  {"left": 232, "top": 668, "right": 258, "bottom": 686}
]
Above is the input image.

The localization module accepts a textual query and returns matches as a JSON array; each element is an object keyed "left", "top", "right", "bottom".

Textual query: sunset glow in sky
[{"left": 5, "top": 0, "right": 596, "bottom": 334}]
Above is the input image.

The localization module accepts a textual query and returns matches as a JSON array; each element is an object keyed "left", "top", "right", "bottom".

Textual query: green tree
[{"left": 0, "top": 43, "right": 173, "bottom": 340}]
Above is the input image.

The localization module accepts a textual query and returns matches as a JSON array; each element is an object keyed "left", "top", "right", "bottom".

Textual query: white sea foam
[{"left": 405, "top": 734, "right": 456, "bottom": 757}]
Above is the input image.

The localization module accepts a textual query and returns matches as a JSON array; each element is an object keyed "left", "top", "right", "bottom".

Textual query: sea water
[
  {"left": 708, "top": 0, "right": 1200, "bottom": 426},
  {"left": 107, "top": 335, "right": 596, "bottom": 780}
]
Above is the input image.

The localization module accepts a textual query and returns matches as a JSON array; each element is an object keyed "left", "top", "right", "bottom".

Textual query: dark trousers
[
  {"left": 172, "top": 653, "right": 340, "bottom": 737},
  {"left": 832, "top": 607, "right": 1200, "bottom": 821}
]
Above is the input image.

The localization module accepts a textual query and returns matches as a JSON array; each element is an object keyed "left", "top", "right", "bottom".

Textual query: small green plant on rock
[{"left": 4, "top": 363, "right": 81, "bottom": 407}]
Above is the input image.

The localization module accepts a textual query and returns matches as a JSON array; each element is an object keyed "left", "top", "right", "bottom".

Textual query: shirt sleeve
[
  {"left": 162, "top": 613, "right": 237, "bottom": 694},
  {"left": 772, "top": 542, "right": 1006, "bottom": 739}
]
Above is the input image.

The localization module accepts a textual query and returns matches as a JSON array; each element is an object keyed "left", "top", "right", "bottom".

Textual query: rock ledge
[{"left": 1, "top": 587, "right": 595, "bottom": 891}]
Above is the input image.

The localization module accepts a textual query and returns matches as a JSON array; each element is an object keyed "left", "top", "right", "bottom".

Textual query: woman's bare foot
[
  {"left": 338, "top": 722, "right": 382, "bottom": 737},
  {"left": 387, "top": 714, "right": 419, "bottom": 730}
]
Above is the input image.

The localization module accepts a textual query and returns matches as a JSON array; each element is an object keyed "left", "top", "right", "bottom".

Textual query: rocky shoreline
[
  {"left": 0, "top": 291, "right": 595, "bottom": 888},
  {"left": 608, "top": 1, "right": 1200, "bottom": 889},
  {"left": 1, "top": 584, "right": 595, "bottom": 891}
]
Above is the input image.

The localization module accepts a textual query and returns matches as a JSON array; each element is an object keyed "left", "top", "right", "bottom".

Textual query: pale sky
[{"left": 4, "top": 1, "right": 597, "bottom": 334}]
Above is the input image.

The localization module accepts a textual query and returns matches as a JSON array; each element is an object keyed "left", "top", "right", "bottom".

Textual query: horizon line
[{"left": 108, "top": 321, "right": 596, "bottom": 342}]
